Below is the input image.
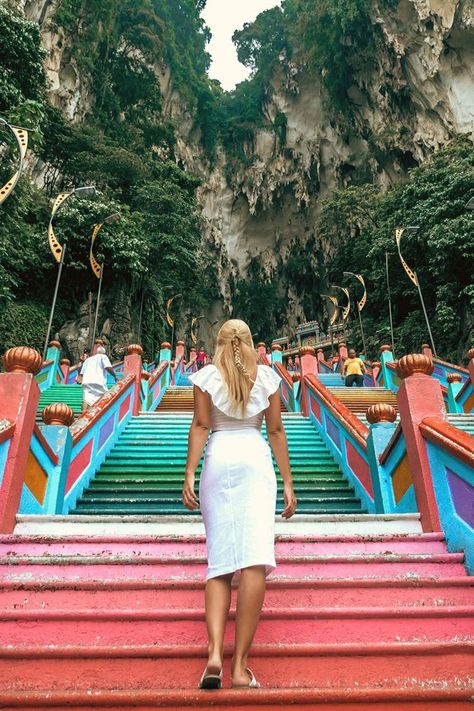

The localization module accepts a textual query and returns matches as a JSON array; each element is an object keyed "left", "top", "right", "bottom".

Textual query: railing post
[
  {"left": 140, "top": 370, "right": 150, "bottom": 412},
  {"left": 59, "top": 358, "right": 70, "bottom": 383},
  {"left": 44, "top": 340, "right": 61, "bottom": 388},
  {"left": 447, "top": 373, "right": 464, "bottom": 414},
  {"left": 421, "top": 343, "right": 433, "bottom": 360},
  {"left": 257, "top": 342, "right": 267, "bottom": 361},
  {"left": 379, "top": 344, "right": 395, "bottom": 390},
  {"left": 365, "top": 404, "right": 398, "bottom": 513},
  {"left": 467, "top": 348, "right": 474, "bottom": 387},
  {"left": 271, "top": 344, "right": 282, "bottom": 364},
  {"left": 338, "top": 342, "right": 347, "bottom": 375},
  {"left": 0, "top": 347, "right": 42, "bottom": 532},
  {"left": 299, "top": 346, "right": 317, "bottom": 416},
  {"left": 175, "top": 339, "right": 185, "bottom": 363},
  {"left": 396, "top": 354, "right": 443, "bottom": 532},
  {"left": 40, "top": 404, "right": 74, "bottom": 513},
  {"left": 316, "top": 348, "right": 324, "bottom": 373},
  {"left": 123, "top": 344, "right": 143, "bottom": 416}
]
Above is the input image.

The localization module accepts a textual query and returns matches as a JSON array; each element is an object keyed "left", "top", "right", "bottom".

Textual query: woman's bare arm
[
  {"left": 182, "top": 386, "right": 211, "bottom": 511},
  {"left": 265, "top": 392, "right": 297, "bottom": 519}
]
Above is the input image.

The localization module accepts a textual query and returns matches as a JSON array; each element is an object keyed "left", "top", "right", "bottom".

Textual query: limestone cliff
[{"left": 11, "top": 0, "right": 474, "bottom": 348}]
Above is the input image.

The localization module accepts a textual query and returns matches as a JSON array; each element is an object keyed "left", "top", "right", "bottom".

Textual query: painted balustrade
[
  {"left": 61, "top": 373, "right": 137, "bottom": 512},
  {"left": 273, "top": 361, "right": 299, "bottom": 413},
  {"left": 452, "top": 349, "right": 474, "bottom": 414},
  {"left": 419, "top": 417, "right": 473, "bottom": 573},
  {"left": 366, "top": 410, "right": 417, "bottom": 515},
  {"left": 140, "top": 359, "right": 170, "bottom": 412},
  {"left": 304, "top": 374, "right": 375, "bottom": 513},
  {"left": 35, "top": 341, "right": 63, "bottom": 392}
]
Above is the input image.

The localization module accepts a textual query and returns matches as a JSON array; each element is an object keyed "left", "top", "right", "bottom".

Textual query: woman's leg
[
  {"left": 232, "top": 565, "right": 266, "bottom": 686},
  {"left": 205, "top": 572, "right": 233, "bottom": 672}
]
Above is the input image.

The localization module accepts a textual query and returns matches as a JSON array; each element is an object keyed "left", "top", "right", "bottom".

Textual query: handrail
[
  {"left": 433, "top": 356, "right": 469, "bottom": 376},
  {"left": 33, "top": 424, "right": 59, "bottom": 465},
  {"left": 305, "top": 374, "right": 369, "bottom": 448},
  {"left": 273, "top": 361, "right": 293, "bottom": 388},
  {"left": 69, "top": 373, "right": 135, "bottom": 445},
  {"left": 148, "top": 360, "right": 168, "bottom": 389},
  {"left": 0, "top": 420, "right": 15, "bottom": 444},
  {"left": 257, "top": 354, "right": 270, "bottom": 366},
  {"left": 420, "top": 417, "right": 474, "bottom": 468}
]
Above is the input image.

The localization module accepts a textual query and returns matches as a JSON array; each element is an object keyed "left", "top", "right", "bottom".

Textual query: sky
[{"left": 201, "top": 0, "right": 281, "bottom": 91}]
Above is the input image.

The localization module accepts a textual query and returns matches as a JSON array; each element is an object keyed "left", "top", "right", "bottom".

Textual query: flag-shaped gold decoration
[
  {"left": 355, "top": 274, "right": 367, "bottom": 311},
  {"left": 89, "top": 223, "right": 103, "bottom": 278},
  {"left": 322, "top": 294, "right": 339, "bottom": 325},
  {"left": 395, "top": 228, "right": 419, "bottom": 286},
  {"left": 341, "top": 287, "right": 351, "bottom": 321},
  {"left": 48, "top": 191, "right": 72, "bottom": 263},
  {"left": 0, "top": 124, "right": 29, "bottom": 205},
  {"left": 190, "top": 317, "right": 198, "bottom": 344},
  {"left": 166, "top": 297, "right": 175, "bottom": 328}
]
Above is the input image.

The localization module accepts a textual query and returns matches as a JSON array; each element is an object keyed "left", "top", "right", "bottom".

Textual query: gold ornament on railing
[
  {"left": 0, "top": 121, "right": 29, "bottom": 205},
  {"left": 354, "top": 274, "right": 367, "bottom": 311},
  {"left": 166, "top": 297, "right": 175, "bottom": 328},
  {"left": 395, "top": 227, "right": 419, "bottom": 286},
  {"left": 90, "top": 222, "right": 103, "bottom": 279}
]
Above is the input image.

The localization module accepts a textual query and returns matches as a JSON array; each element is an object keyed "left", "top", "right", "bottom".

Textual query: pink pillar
[
  {"left": 175, "top": 340, "right": 185, "bottom": 363},
  {"left": 338, "top": 342, "right": 347, "bottom": 374},
  {"left": 421, "top": 343, "right": 433, "bottom": 360},
  {"left": 396, "top": 354, "right": 443, "bottom": 532},
  {"left": 256, "top": 342, "right": 267, "bottom": 358},
  {"left": 123, "top": 344, "right": 143, "bottom": 416},
  {"left": 60, "top": 358, "right": 70, "bottom": 383},
  {"left": 0, "top": 347, "right": 42, "bottom": 533},
  {"left": 299, "top": 346, "right": 318, "bottom": 417},
  {"left": 467, "top": 348, "right": 474, "bottom": 387}
]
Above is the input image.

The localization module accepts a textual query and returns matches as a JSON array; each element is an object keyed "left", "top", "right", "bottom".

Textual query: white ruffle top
[{"left": 189, "top": 364, "right": 281, "bottom": 431}]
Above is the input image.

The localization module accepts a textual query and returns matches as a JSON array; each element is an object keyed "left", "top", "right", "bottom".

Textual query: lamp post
[
  {"left": 385, "top": 252, "right": 396, "bottom": 357},
  {"left": 165, "top": 293, "right": 182, "bottom": 352},
  {"left": 0, "top": 118, "right": 29, "bottom": 205},
  {"left": 43, "top": 186, "right": 96, "bottom": 359},
  {"left": 343, "top": 271, "right": 368, "bottom": 356},
  {"left": 89, "top": 212, "right": 120, "bottom": 348},
  {"left": 395, "top": 225, "right": 437, "bottom": 356},
  {"left": 321, "top": 294, "right": 339, "bottom": 356}
]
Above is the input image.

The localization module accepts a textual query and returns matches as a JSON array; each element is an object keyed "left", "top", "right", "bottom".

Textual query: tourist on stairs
[
  {"left": 182, "top": 319, "right": 297, "bottom": 690},
  {"left": 344, "top": 348, "right": 367, "bottom": 387},
  {"left": 76, "top": 345, "right": 118, "bottom": 414}
]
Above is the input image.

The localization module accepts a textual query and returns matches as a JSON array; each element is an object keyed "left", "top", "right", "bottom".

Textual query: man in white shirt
[{"left": 76, "top": 346, "right": 118, "bottom": 413}]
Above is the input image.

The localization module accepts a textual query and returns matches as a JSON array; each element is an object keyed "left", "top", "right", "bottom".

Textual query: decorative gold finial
[{"left": 3, "top": 347, "right": 42, "bottom": 374}]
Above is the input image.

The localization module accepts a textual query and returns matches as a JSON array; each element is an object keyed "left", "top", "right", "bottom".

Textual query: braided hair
[{"left": 213, "top": 319, "right": 257, "bottom": 415}]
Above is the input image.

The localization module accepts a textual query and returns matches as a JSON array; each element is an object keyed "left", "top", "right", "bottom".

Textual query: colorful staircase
[
  {"left": 37, "top": 384, "right": 84, "bottom": 419},
  {"left": 448, "top": 414, "right": 474, "bottom": 436},
  {"left": 1, "top": 515, "right": 473, "bottom": 708},
  {"left": 325, "top": 387, "right": 399, "bottom": 421},
  {"left": 71, "top": 413, "right": 365, "bottom": 515}
]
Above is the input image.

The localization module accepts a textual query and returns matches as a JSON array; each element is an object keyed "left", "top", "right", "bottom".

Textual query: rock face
[{"left": 19, "top": 0, "right": 474, "bottom": 338}]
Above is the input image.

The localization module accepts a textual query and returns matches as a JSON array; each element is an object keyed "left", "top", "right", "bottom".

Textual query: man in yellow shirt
[{"left": 344, "top": 349, "right": 366, "bottom": 387}]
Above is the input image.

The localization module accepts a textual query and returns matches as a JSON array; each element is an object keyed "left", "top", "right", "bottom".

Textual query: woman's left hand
[{"left": 182, "top": 473, "right": 198, "bottom": 511}]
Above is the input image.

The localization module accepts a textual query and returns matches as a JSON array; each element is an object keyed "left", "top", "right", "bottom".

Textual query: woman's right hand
[
  {"left": 282, "top": 482, "right": 297, "bottom": 519},
  {"left": 182, "top": 473, "right": 199, "bottom": 511}
]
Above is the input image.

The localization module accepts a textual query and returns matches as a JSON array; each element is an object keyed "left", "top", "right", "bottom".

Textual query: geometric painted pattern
[
  {"left": 391, "top": 453, "right": 413, "bottom": 504},
  {"left": 24, "top": 451, "right": 47, "bottom": 505},
  {"left": 446, "top": 467, "right": 474, "bottom": 528}
]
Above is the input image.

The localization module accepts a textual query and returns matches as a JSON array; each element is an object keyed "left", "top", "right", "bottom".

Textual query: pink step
[
  {"left": 0, "top": 555, "right": 466, "bottom": 583},
  {"left": 0, "top": 689, "right": 472, "bottom": 710},
  {"left": 1, "top": 643, "right": 472, "bottom": 692},
  {"left": 2, "top": 579, "right": 472, "bottom": 612},
  {"left": 2, "top": 607, "right": 473, "bottom": 647},
  {"left": 0, "top": 534, "right": 449, "bottom": 557}
]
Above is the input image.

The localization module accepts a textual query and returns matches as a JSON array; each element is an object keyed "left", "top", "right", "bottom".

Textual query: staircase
[
  {"left": 326, "top": 387, "right": 399, "bottom": 421},
  {"left": 319, "top": 373, "right": 345, "bottom": 387},
  {"left": 37, "top": 383, "right": 84, "bottom": 419},
  {"left": 448, "top": 414, "right": 474, "bottom": 435},
  {"left": 72, "top": 413, "right": 365, "bottom": 515},
  {"left": 158, "top": 386, "right": 195, "bottom": 411},
  {"left": 1, "top": 515, "right": 473, "bottom": 708}
]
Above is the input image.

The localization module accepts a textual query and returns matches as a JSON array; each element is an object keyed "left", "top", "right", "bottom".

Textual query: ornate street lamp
[
  {"left": 166, "top": 293, "right": 182, "bottom": 352},
  {"left": 330, "top": 284, "right": 351, "bottom": 344},
  {"left": 43, "top": 186, "right": 96, "bottom": 359},
  {"left": 191, "top": 315, "right": 205, "bottom": 345},
  {"left": 343, "top": 271, "right": 368, "bottom": 356},
  {"left": 0, "top": 118, "right": 29, "bottom": 205},
  {"left": 395, "top": 226, "right": 437, "bottom": 356},
  {"left": 89, "top": 212, "right": 120, "bottom": 347}
]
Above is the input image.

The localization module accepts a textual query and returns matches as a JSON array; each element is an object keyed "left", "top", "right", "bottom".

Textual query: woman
[{"left": 182, "top": 319, "right": 296, "bottom": 689}]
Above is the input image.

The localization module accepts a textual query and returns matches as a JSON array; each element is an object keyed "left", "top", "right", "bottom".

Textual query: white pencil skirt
[{"left": 199, "top": 428, "right": 277, "bottom": 580}]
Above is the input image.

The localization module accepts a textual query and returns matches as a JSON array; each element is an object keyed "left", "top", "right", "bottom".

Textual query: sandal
[
  {"left": 198, "top": 666, "right": 223, "bottom": 689},
  {"left": 232, "top": 667, "right": 260, "bottom": 688}
]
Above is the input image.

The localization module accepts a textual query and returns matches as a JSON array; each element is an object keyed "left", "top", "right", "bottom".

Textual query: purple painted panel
[
  {"left": 325, "top": 415, "right": 341, "bottom": 451},
  {"left": 98, "top": 414, "right": 115, "bottom": 451},
  {"left": 447, "top": 468, "right": 474, "bottom": 528},
  {"left": 433, "top": 365, "right": 444, "bottom": 377}
]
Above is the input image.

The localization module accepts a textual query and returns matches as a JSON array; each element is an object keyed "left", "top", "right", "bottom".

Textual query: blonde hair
[{"left": 213, "top": 319, "right": 257, "bottom": 415}]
